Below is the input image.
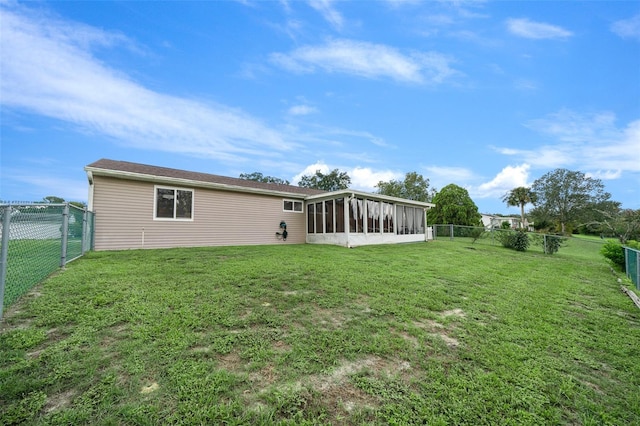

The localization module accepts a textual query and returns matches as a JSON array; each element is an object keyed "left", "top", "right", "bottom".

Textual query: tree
[
  {"left": 375, "top": 171, "right": 435, "bottom": 202},
  {"left": 70, "top": 201, "right": 87, "bottom": 209},
  {"left": 588, "top": 208, "right": 640, "bottom": 244},
  {"left": 239, "top": 172, "right": 290, "bottom": 185},
  {"left": 502, "top": 187, "right": 536, "bottom": 229},
  {"left": 531, "top": 169, "right": 610, "bottom": 235},
  {"left": 41, "top": 196, "right": 86, "bottom": 209},
  {"left": 298, "top": 169, "right": 351, "bottom": 191},
  {"left": 427, "top": 184, "right": 482, "bottom": 226},
  {"left": 43, "top": 196, "right": 65, "bottom": 203}
]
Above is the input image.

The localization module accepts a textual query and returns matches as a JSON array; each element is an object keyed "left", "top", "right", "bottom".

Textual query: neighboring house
[
  {"left": 480, "top": 214, "right": 533, "bottom": 231},
  {"left": 85, "top": 159, "right": 435, "bottom": 251}
]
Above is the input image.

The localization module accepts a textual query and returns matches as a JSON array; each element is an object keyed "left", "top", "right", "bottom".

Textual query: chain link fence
[
  {"left": 0, "top": 203, "right": 95, "bottom": 318},
  {"left": 430, "top": 224, "right": 607, "bottom": 258},
  {"left": 624, "top": 246, "right": 640, "bottom": 290}
]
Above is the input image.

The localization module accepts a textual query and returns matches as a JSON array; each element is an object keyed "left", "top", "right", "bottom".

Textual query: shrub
[
  {"left": 542, "top": 234, "right": 565, "bottom": 254},
  {"left": 495, "top": 229, "right": 529, "bottom": 252},
  {"left": 494, "top": 230, "right": 514, "bottom": 248},
  {"left": 469, "top": 227, "right": 485, "bottom": 244},
  {"left": 601, "top": 240, "right": 625, "bottom": 270},
  {"left": 511, "top": 230, "right": 530, "bottom": 251},
  {"left": 626, "top": 240, "right": 640, "bottom": 250}
]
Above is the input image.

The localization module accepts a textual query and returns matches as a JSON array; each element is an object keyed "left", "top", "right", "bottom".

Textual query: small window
[
  {"left": 325, "top": 200, "right": 334, "bottom": 233},
  {"left": 154, "top": 186, "right": 193, "bottom": 220},
  {"left": 283, "top": 200, "right": 303, "bottom": 213},
  {"left": 307, "top": 203, "right": 315, "bottom": 234}
]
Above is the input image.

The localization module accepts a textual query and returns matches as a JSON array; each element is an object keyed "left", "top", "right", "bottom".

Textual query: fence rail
[
  {"left": 430, "top": 223, "right": 609, "bottom": 258},
  {"left": 624, "top": 246, "right": 640, "bottom": 290},
  {"left": 432, "top": 224, "right": 564, "bottom": 249},
  {"left": 0, "top": 203, "right": 95, "bottom": 318}
]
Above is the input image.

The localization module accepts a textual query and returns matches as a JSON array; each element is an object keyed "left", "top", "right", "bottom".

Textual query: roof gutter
[{"left": 305, "top": 189, "right": 435, "bottom": 208}]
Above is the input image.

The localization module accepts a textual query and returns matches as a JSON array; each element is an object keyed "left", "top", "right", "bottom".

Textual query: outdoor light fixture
[{"left": 276, "top": 221, "right": 288, "bottom": 241}]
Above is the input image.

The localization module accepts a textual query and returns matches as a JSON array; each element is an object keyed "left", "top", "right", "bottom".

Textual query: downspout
[{"left": 86, "top": 171, "right": 94, "bottom": 211}]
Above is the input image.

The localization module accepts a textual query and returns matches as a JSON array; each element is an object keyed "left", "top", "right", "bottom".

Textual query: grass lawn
[{"left": 1, "top": 240, "right": 639, "bottom": 425}]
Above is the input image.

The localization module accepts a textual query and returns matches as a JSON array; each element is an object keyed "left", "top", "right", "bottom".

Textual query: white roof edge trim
[
  {"left": 305, "top": 189, "right": 435, "bottom": 208},
  {"left": 84, "top": 167, "right": 311, "bottom": 199}
]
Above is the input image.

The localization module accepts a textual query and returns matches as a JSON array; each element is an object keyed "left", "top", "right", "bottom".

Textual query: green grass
[{"left": 1, "top": 240, "right": 639, "bottom": 425}]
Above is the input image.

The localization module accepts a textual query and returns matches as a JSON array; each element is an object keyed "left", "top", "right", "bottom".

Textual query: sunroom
[{"left": 304, "top": 190, "right": 435, "bottom": 247}]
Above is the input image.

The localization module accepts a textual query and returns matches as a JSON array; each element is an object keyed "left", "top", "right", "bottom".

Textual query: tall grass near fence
[{"left": 0, "top": 203, "right": 94, "bottom": 317}]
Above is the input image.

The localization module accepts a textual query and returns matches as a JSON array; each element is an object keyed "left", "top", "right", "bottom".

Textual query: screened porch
[{"left": 304, "top": 190, "right": 434, "bottom": 247}]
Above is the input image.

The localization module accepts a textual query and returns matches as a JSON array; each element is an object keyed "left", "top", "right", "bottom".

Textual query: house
[
  {"left": 85, "top": 159, "right": 435, "bottom": 251},
  {"left": 480, "top": 214, "right": 533, "bottom": 231}
]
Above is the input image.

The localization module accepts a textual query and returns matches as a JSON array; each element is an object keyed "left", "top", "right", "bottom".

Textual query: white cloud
[
  {"left": 611, "top": 14, "right": 640, "bottom": 41},
  {"left": 291, "top": 163, "right": 401, "bottom": 192},
  {"left": 288, "top": 105, "right": 318, "bottom": 116},
  {"left": 308, "top": 0, "right": 344, "bottom": 30},
  {"left": 291, "top": 161, "right": 331, "bottom": 186},
  {"left": 586, "top": 170, "right": 622, "bottom": 180},
  {"left": 506, "top": 18, "right": 573, "bottom": 40},
  {"left": 0, "top": 3, "right": 294, "bottom": 163},
  {"left": 270, "top": 38, "right": 457, "bottom": 84},
  {"left": 494, "top": 110, "right": 640, "bottom": 175},
  {"left": 350, "top": 167, "right": 401, "bottom": 191},
  {"left": 286, "top": 123, "right": 393, "bottom": 151},
  {"left": 525, "top": 111, "right": 640, "bottom": 172},
  {"left": 476, "top": 164, "right": 530, "bottom": 198},
  {"left": 491, "top": 146, "right": 573, "bottom": 168},
  {"left": 385, "top": 0, "right": 423, "bottom": 8}
]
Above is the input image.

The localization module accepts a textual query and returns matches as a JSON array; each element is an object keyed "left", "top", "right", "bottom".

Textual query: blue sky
[{"left": 1, "top": 0, "right": 639, "bottom": 214}]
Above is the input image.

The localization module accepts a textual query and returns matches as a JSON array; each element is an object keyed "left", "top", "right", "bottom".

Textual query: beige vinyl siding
[{"left": 92, "top": 176, "right": 306, "bottom": 250}]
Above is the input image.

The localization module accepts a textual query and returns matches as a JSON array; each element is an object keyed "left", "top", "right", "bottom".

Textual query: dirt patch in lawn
[
  {"left": 44, "top": 389, "right": 75, "bottom": 413},
  {"left": 217, "top": 351, "right": 243, "bottom": 371},
  {"left": 441, "top": 308, "right": 466, "bottom": 318},
  {"left": 413, "top": 317, "right": 461, "bottom": 348},
  {"left": 313, "top": 306, "right": 347, "bottom": 329},
  {"left": 140, "top": 382, "right": 160, "bottom": 394},
  {"left": 273, "top": 339, "right": 291, "bottom": 353},
  {"left": 431, "top": 333, "right": 460, "bottom": 348},
  {"left": 311, "top": 356, "right": 413, "bottom": 422},
  {"left": 248, "top": 363, "right": 279, "bottom": 388},
  {"left": 245, "top": 355, "right": 412, "bottom": 422}
]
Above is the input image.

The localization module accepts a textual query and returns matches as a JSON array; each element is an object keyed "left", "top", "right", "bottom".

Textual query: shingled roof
[{"left": 85, "top": 159, "right": 326, "bottom": 197}]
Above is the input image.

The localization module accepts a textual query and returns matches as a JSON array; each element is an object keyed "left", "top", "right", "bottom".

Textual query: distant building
[{"left": 480, "top": 214, "right": 533, "bottom": 231}]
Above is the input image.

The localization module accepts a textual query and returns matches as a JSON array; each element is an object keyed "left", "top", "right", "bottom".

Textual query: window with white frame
[
  {"left": 283, "top": 199, "right": 303, "bottom": 212},
  {"left": 154, "top": 186, "right": 193, "bottom": 220}
]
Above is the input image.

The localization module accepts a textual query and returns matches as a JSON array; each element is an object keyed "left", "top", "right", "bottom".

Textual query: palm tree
[{"left": 502, "top": 187, "right": 537, "bottom": 229}]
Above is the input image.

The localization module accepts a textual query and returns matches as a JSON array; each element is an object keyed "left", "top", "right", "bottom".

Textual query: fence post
[
  {"left": 449, "top": 224, "right": 454, "bottom": 241},
  {"left": 81, "top": 209, "right": 88, "bottom": 255},
  {"left": 60, "top": 203, "right": 69, "bottom": 267},
  {"left": 636, "top": 250, "right": 640, "bottom": 291},
  {"left": 0, "top": 205, "right": 12, "bottom": 319},
  {"left": 622, "top": 246, "right": 631, "bottom": 278}
]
